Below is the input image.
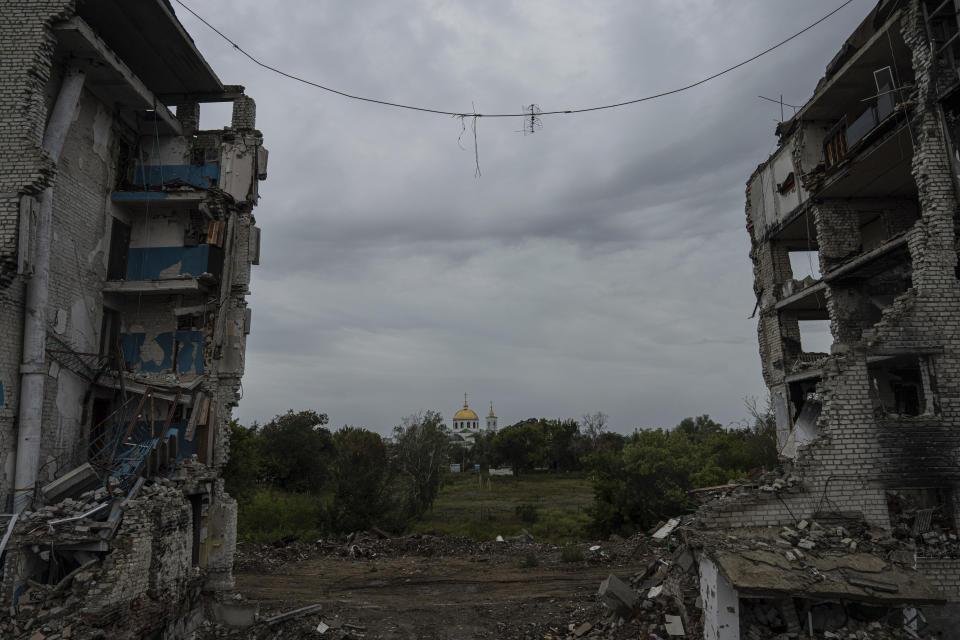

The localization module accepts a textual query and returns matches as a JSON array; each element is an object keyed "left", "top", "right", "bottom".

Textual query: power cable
[{"left": 173, "top": 0, "right": 858, "bottom": 119}]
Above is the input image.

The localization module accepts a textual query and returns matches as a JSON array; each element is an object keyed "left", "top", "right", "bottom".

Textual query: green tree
[
  {"left": 543, "top": 418, "right": 582, "bottom": 472},
  {"left": 470, "top": 429, "right": 498, "bottom": 472},
  {"left": 493, "top": 420, "right": 547, "bottom": 476},
  {"left": 590, "top": 428, "right": 698, "bottom": 535},
  {"left": 330, "top": 426, "right": 389, "bottom": 532},
  {"left": 259, "top": 409, "right": 333, "bottom": 493},
  {"left": 392, "top": 410, "right": 450, "bottom": 521},
  {"left": 675, "top": 415, "right": 724, "bottom": 442},
  {"left": 222, "top": 419, "right": 263, "bottom": 503}
]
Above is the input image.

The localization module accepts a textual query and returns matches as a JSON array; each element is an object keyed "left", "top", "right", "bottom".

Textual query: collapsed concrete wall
[{"left": 0, "top": 1, "right": 264, "bottom": 637}]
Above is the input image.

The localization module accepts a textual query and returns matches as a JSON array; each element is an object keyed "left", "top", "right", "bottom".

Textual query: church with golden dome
[{"left": 450, "top": 393, "right": 497, "bottom": 445}]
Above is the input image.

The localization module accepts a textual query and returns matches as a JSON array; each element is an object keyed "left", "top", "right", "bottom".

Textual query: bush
[
  {"left": 515, "top": 503, "right": 539, "bottom": 523},
  {"left": 560, "top": 544, "right": 584, "bottom": 563},
  {"left": 237, "top": 489, "right": 323, "bottom": 543},
  {"left": 529, "top": 509, "right": 592, "bottom": 544},
  {"left": 520, "top": 552, "right": 539, "bottom": 568}
]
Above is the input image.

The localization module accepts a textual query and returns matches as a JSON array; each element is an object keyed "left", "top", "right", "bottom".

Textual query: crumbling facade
[
  {"left": 690, "top": 0, "right": 960, "bottom": 637},
  {"left": 0, "top": 1, "right": 264, "bottom": 637}
]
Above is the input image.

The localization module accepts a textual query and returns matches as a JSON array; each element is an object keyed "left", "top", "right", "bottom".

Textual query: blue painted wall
[
  {"left": 126, "top": 245, "right": 210, "bottom": 280},
  {"left": 120, "top": 331, "right": 205, "bottom": 374},
  {"left": 133, "top": 164, "right": 219, "bottom": 188},
  {"left": 112, "top": 192, "right": 168, "bottom": 201}
]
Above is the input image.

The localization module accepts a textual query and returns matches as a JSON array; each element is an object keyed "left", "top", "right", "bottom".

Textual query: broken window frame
[{"left": 868, "top": 355, "right": 937, "bottom": 418}]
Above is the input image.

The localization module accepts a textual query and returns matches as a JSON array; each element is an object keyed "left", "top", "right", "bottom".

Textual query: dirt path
[{"left": 232, "top": 537, "right": 654, "bottom": 639}]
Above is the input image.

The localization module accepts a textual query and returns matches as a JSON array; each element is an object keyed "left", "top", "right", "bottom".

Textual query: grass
[
  {"left": 237, "top": 489, "right": 325, "bottom": 543},
  {"left": 410, "top": 471, "right": 594, "bottom": 544},
  {"left": 560, "top": 544, "right": 585, "bottom": 562}
]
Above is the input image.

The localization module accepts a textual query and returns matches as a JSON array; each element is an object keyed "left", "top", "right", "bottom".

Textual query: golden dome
[{"left": 454, "top": 393, "right": 478, "bottom": 421}]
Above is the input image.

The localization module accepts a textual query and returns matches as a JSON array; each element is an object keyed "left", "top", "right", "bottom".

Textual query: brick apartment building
[{"left": 0, "top": 1, "right": 264, "bottom": 636}]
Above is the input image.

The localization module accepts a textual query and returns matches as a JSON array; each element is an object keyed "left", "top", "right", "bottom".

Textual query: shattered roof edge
[{"left": 792, "top": 7, "right": 904, "bottom": 126}]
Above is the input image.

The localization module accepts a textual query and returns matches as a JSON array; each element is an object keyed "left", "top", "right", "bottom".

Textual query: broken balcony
[
  {"left": 775, "top": 279, "right": 828, "bottom": 320},
  {"left": 793, "top": 4, "right": 915, "bottom": 197},
  {"left": 121, "top": 126, "right": 264, "bottom": 204},
  {"left": 815, "top": 117, "right": 914, "bottom": 199},
  {"left": 104, "top": 198, "right": 226, "bottom": 296}
]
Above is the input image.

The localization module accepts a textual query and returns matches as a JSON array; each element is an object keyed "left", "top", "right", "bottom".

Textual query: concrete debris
[
  {"left": 264, "top": 603, "right": 323, "bottom": 625},
  {"left": 652, "top": 518, "right": 681, "bottom": 540},
  {"left": 664, "top": 614, "right": 684, "bottom": 636},
  {"left": 598, "top": 573, "right": 638, "bottom": 617},
  {"left": 39, "top": 463, "right": 100, "bottom": 504}
]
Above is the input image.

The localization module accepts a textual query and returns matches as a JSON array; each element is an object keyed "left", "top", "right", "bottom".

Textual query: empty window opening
[
  {"left": 798, "top": 320, "right": 832, "bottom": 355},
  {"left": 860, "top": 214, "right": 885, "bottom": 252},
  {"left": 860, "top": 207, "right": 919, "bottom": 253},
  {"left": 198, "top": 102, "right": 232, "bottom": 131},
  {"left": 788, "top": 378, "right": 820, "bottom": 422},
  {"left": 869, "top": 356, "right": 931, "bottom": 417},
  {"left": 788, "top": 250, "right": 821, "bottom": 281},
  {"left": 98, "top": 308, "right": 121, "bottom": 359},
  {"left": 858, "top": 265, "right": 913, "bottom": 329},
  {"left": 886, "top": 488, "right": 954, "bottom": 541},
  {"left": 777, "top": 172, "right": 796, "bottom": 195},
  {"left": 823, "top": 119, "right": 848, "bottom": 169},
  {"left": 107, "top": 218, "right": 131, "bottom": 280}
]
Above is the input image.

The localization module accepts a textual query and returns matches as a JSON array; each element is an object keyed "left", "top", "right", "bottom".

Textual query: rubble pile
[
  {"left": 690, "top": 467, "right": 803, "bottom": 506},
  {"left": 233, "top": 530, "right": 650, "bottom": 576},
  {"left": 886, "top": 491, "right": 960, "bottom": 558},
  {"left": 739, "top": 598, "right": 926, "bottom": 640},
  {"left": 217, "top": 513, "right": 955, "bottom": 640},
  {"left": 0, "top": 479, "right": 202, "bottom": 640}
]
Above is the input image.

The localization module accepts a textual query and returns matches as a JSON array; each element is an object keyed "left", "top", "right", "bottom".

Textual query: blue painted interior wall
[
  {"left": 126, "top": 245, "right": 210, "bottom": 280},
  {"left": 120, "top": 331, "right": 205, "bottom": 374},
  {"left": 133, "top": 164, "right": 219, "bottom": 188}
]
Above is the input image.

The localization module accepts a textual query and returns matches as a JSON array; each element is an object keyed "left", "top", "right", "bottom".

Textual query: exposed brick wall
[
  {"left": 915, "top": 558, "right": 960, "bottom": 602},
  {"left": 231, "top": 95, "right": 256, "bottom": 130},
  {"left": 0, "top": 0, "right": 76, "bottom": 505},
  {"left": 725, "top": 1, "right": 960, "bottom": 541}
]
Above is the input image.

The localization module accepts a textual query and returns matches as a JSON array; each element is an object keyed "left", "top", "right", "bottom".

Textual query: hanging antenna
[
  {"left": 520, "top": 104, "right": 543, "bottom": 135},
  {"left": 758, "top": 95, "right": 801, "bottom": 121}
]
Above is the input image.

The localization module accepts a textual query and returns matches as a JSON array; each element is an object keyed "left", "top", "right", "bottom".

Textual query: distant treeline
[{"left": 223, "top": 407, "right": 777, "bottom": 541}]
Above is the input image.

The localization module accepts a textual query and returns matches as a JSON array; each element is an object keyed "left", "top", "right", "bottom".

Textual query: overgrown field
[{"left": 409, "top": 471, "right": 594, "bottom": 544}]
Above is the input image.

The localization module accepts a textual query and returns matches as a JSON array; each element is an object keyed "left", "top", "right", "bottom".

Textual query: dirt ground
[{"left": 224, "top": 533, "right": 668, "bottom": 640}]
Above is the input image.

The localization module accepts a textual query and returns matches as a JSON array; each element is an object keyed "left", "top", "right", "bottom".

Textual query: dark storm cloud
[{"left": 174, "top": 0, "right": 874, "bottom": 432}]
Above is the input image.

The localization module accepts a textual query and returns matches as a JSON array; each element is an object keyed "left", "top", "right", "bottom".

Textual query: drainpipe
[{"left": 13, "top": 66, "right": 86, "bottom": 513}]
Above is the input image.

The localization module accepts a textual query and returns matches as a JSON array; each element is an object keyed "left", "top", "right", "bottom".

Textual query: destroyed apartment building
[
  {"left": 0, "top": 1, "right": 264, "bottom": 637},
  {"left": 658, "top": 0, "right": 960, "bottom": 638}
]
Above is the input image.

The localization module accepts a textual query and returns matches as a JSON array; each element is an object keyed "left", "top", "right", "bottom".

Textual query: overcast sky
[{"left": 171, "top": 0, "right": 870, "bottom": 435}]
